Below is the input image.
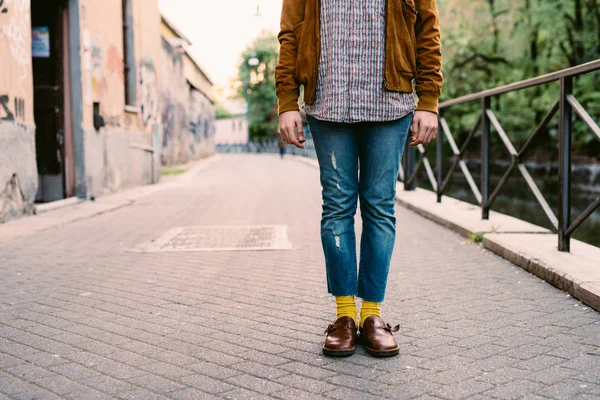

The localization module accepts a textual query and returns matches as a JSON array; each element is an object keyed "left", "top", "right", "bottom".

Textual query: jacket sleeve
[
  {"left": 275, "top": 0, "right": 305, "bottom": 115},
  {"left": 414, "top": 0, "right": 443, "bottom": 113}
]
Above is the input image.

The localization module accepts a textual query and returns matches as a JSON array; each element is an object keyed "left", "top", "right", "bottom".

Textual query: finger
[
  {"left": 295, "top": 117, "right": 305, "bottom": 143},
  {"left": 410, "top": 135, "right": 424, "bottom": 147},
  {"left": 411, "top": 115, "right": 420, "bottom": 139},
  {"left": 429, "top": 125, "right": 439, "bottom": 143},
  {"left": 290, "top": 136, "right": 304, "bottom": 149},
  {"left": 284, "top": 124, "right": 296, "bottom": 143},
  {"left": 425, "top": 126, "right": 436, "bottom": 144}
]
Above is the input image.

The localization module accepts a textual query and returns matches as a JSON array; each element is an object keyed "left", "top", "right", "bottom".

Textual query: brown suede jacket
[{"left": 275, "top": 0, "right": 443, "bottom": 115}]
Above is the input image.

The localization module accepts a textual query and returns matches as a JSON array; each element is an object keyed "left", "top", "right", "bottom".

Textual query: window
[{"left": 122, "top": 0, "right": 137, "bottom": 106}]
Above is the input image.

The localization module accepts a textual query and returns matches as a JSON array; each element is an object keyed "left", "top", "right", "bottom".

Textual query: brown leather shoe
[
  {"left": 359, "top": 316, "right": 400, "bottom": 357},
  {"left": 322, "top": 316, "right": 357, "bottom": 357}
]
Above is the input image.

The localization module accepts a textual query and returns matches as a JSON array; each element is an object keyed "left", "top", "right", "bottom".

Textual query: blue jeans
[{"left": 307, "top": 114, "right": 412, "bottom": 302}]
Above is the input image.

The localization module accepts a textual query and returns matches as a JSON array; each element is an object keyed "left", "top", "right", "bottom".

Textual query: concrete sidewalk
[{"left": 0, "top": 154, "right": 599, "bottom": 399}]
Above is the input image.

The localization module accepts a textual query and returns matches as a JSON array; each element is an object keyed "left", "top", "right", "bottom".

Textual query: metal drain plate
[{"left": 134, "top": 225, "right": 292, "bottom": 252}]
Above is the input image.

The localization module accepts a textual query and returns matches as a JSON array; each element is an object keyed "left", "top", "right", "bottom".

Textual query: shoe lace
[{"left": 384, "top": 323, "right": 400, "bottom": 333}]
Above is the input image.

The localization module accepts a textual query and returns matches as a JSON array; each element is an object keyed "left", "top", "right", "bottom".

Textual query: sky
[{"left": 158, "top": 0, "right": 282, "bottom": 98}]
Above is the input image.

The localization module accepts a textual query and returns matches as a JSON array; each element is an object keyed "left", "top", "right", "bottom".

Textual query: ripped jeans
[{"left": 307, "top": 114, "right": 412, "bottom": 302}]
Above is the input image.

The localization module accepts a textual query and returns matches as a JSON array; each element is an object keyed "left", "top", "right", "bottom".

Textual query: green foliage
[
  {"left": 161, "top": 167, "right": 187, "bottom": 176},
  {"left": 469, "top": 232, "right": 485, "bottom": 244},
  {"left": 215, "top": 103, "right": 236, "bottom": 120},
  {"left": 439, "top": 0, "right": 600, "bottom": 160},
  {"left": 236, "top": 31, "right": 279, "bottom": 140}
]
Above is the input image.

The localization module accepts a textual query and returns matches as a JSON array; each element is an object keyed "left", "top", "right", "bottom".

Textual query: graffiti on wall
[
  {"left": 189, "top": 89, "right": 215, "bottom": 142},
  {"left": 0, "top": 94, "right": 25, "bottom": 121},
  {"left": 82, "top": 28, "right": 125, "bottom": 105},
  {"left": 140, "top": 57, "right": 158, "bottom": 125},
  {"left": 159, "top": 37, "right": 215, "bottom": 164},
  {"left": 0, "top": 0, "right": 31, "bottom": 96}
]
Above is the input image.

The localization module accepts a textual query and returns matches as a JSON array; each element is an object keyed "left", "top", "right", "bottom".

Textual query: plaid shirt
[{"left": 304, "top": 0, "right": 416, "bottom": 123}]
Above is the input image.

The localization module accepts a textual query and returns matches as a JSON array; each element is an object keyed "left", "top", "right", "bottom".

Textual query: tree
[
  {"left": 438, "top": 0, "right": 600, "bottom": 159},
  {"left": 236, "top": 31, "right": 279, "bottom": 140}
]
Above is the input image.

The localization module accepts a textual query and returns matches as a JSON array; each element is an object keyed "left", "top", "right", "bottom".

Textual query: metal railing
[
  {"left": 401, "top": 59, "right": 600, "bottom": 252},
  {"left": 216, "top": 137, "right": 318, "bottom": 159}
]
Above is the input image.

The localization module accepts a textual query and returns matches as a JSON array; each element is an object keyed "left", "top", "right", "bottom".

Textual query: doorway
[{"left": 32, "top": 0, "right": 75, "bottom": 202}]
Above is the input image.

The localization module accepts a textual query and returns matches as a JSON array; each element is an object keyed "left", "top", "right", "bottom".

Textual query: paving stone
[
  {"left": 220, "top": 388, "right": 274, "bottom": 400},
  {"left": 324, "top": 387, "right": 382, "bottom": 400},
  {"left": 419, "top": 354, "right": 473, "bottom": 372},
  {"left": 170, "top": 387, "right": 219, "bottom": 400},
  {"left": 526, "top": 366, "right": 578, "bottom": 385},
  {"left": 325, "top": 374, "right": 391, "bottom": 395},
  {"left": 515, "top": 355, "right": 567, "bottom": 372},
  {"left": 178, "top": 374, "right": 235, "bottom": 394},
  {"left": 33, "top": 375, "right": 89, "bottom": 395},
  {"left": 232, "top": 361, "right": 289, "bottom": 379},
  {"left": 238, "top": 349, "right": 290, "bottom": 366},
  {"left": 475, "top": 367, "right": 533, "bottom": 385},
  {"left": 6, "top": 385, "right": 65, "bottom": 400},
  {"left": 483, "top": 380, "right": 546, "bottom": 399},
  {"left": 278, "top": 350, "right": 335, "bottom": 367},
  {"left": 276, "top": 374, "right": 338, "bottom": 394},
  {"left": 381, "top": 379, "right": 442, "bottom": 399},
  {"left": 0, "top": 352, "right": 25, "bottom": 368},
  {"left": 81, "top": 374, "right": 139, "bottom": 395},
  {"left": 117, "top": 388, "right": 171, "bottom": 400},
  {"left": 432, "top": 378, "right": 495, "bottom": 399},
  {"left": 127, "top": 373, "right": 186, "bottom": 394},
  {"left": 92, "top": 360, "right": 147, "bottom": 380},
  {"left": 375, "top": 367, "right": 433, "bottom": 385},
  {"left": 273, "top": 387, "right": 329, "bottom": 400},
  {"left": 4, "top": 363, "right": 55, "bottom": 380},
  {"left": 535, "top": 379, "right": 596, "bottom": 399},
  {"left": 1, "top": 155, "right": 599, "bottom": 399},
  {"left": 225, "top": 373, "right": 286, "bottom": 395},
  {"left": 427, "top": 364, "right": 485, "bottom": 385},
  {"left": 137, "top": 362, "right": 195, "bottom": 380},
  {"left": 279, "top": 361, "right": 336, "bottom": 379}
]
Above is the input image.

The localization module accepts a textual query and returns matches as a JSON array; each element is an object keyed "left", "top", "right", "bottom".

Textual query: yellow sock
[
  {"left": 335, "top": 296, "right": 357, "bottom": 325},
  {"left": 360, "top": 301, "right": 382, "bottom": 327}
]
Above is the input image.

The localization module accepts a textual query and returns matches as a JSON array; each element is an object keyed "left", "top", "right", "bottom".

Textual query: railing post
[
  {"left": 436, "top": 112, "right": 443, "bottom": 202},
  {"left": 558, "top": 76, "right": 573, "bottom": 252},
  {"left": 481, "top": 97, "right": 491, "bottom": 219},
  {"left": 403, "top": 134, "right": 416, "bottom": 191}
]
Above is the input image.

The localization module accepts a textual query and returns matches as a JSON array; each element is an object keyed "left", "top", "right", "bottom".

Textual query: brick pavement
[{"left": 0, "top": 154, "right": 599, "bottom": 400}]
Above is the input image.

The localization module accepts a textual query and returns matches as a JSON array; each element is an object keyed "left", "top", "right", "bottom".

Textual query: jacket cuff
[
  {"left": 416, "top": 91, "right": 440, "bottom": 114},
  {"left": 277, "top": 90, "right": 300, "bottom": 115}
]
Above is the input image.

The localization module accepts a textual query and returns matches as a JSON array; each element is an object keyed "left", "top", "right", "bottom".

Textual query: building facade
[
  {"left": 0, "top": 0, "right": 215, "bottom": 223},
  {"left": 160, "top": 16, "right": 215, "bottom": 165},
  {"left": 214, "top": 117, "right": 249, "bottom": 145}
]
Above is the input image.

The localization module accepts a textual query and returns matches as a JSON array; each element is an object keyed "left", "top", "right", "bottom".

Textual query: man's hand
[
  {"left": 278, "top": 111, "right": 305, "bottom": 149},
  {"left": 410, "top": 111, "right": 439, "bottom": 147}
]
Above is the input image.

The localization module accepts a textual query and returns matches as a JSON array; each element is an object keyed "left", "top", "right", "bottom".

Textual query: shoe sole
[
  {"left": 365, "top": 346, "right": 400, "bottom": 358},
  {"left": 322, "top": 347, "right": 356, "bottom": 357}
]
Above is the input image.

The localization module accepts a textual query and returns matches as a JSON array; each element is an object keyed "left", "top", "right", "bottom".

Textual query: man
[{"left": 276, "top": 0, "right": 442, "bottom": 357}]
